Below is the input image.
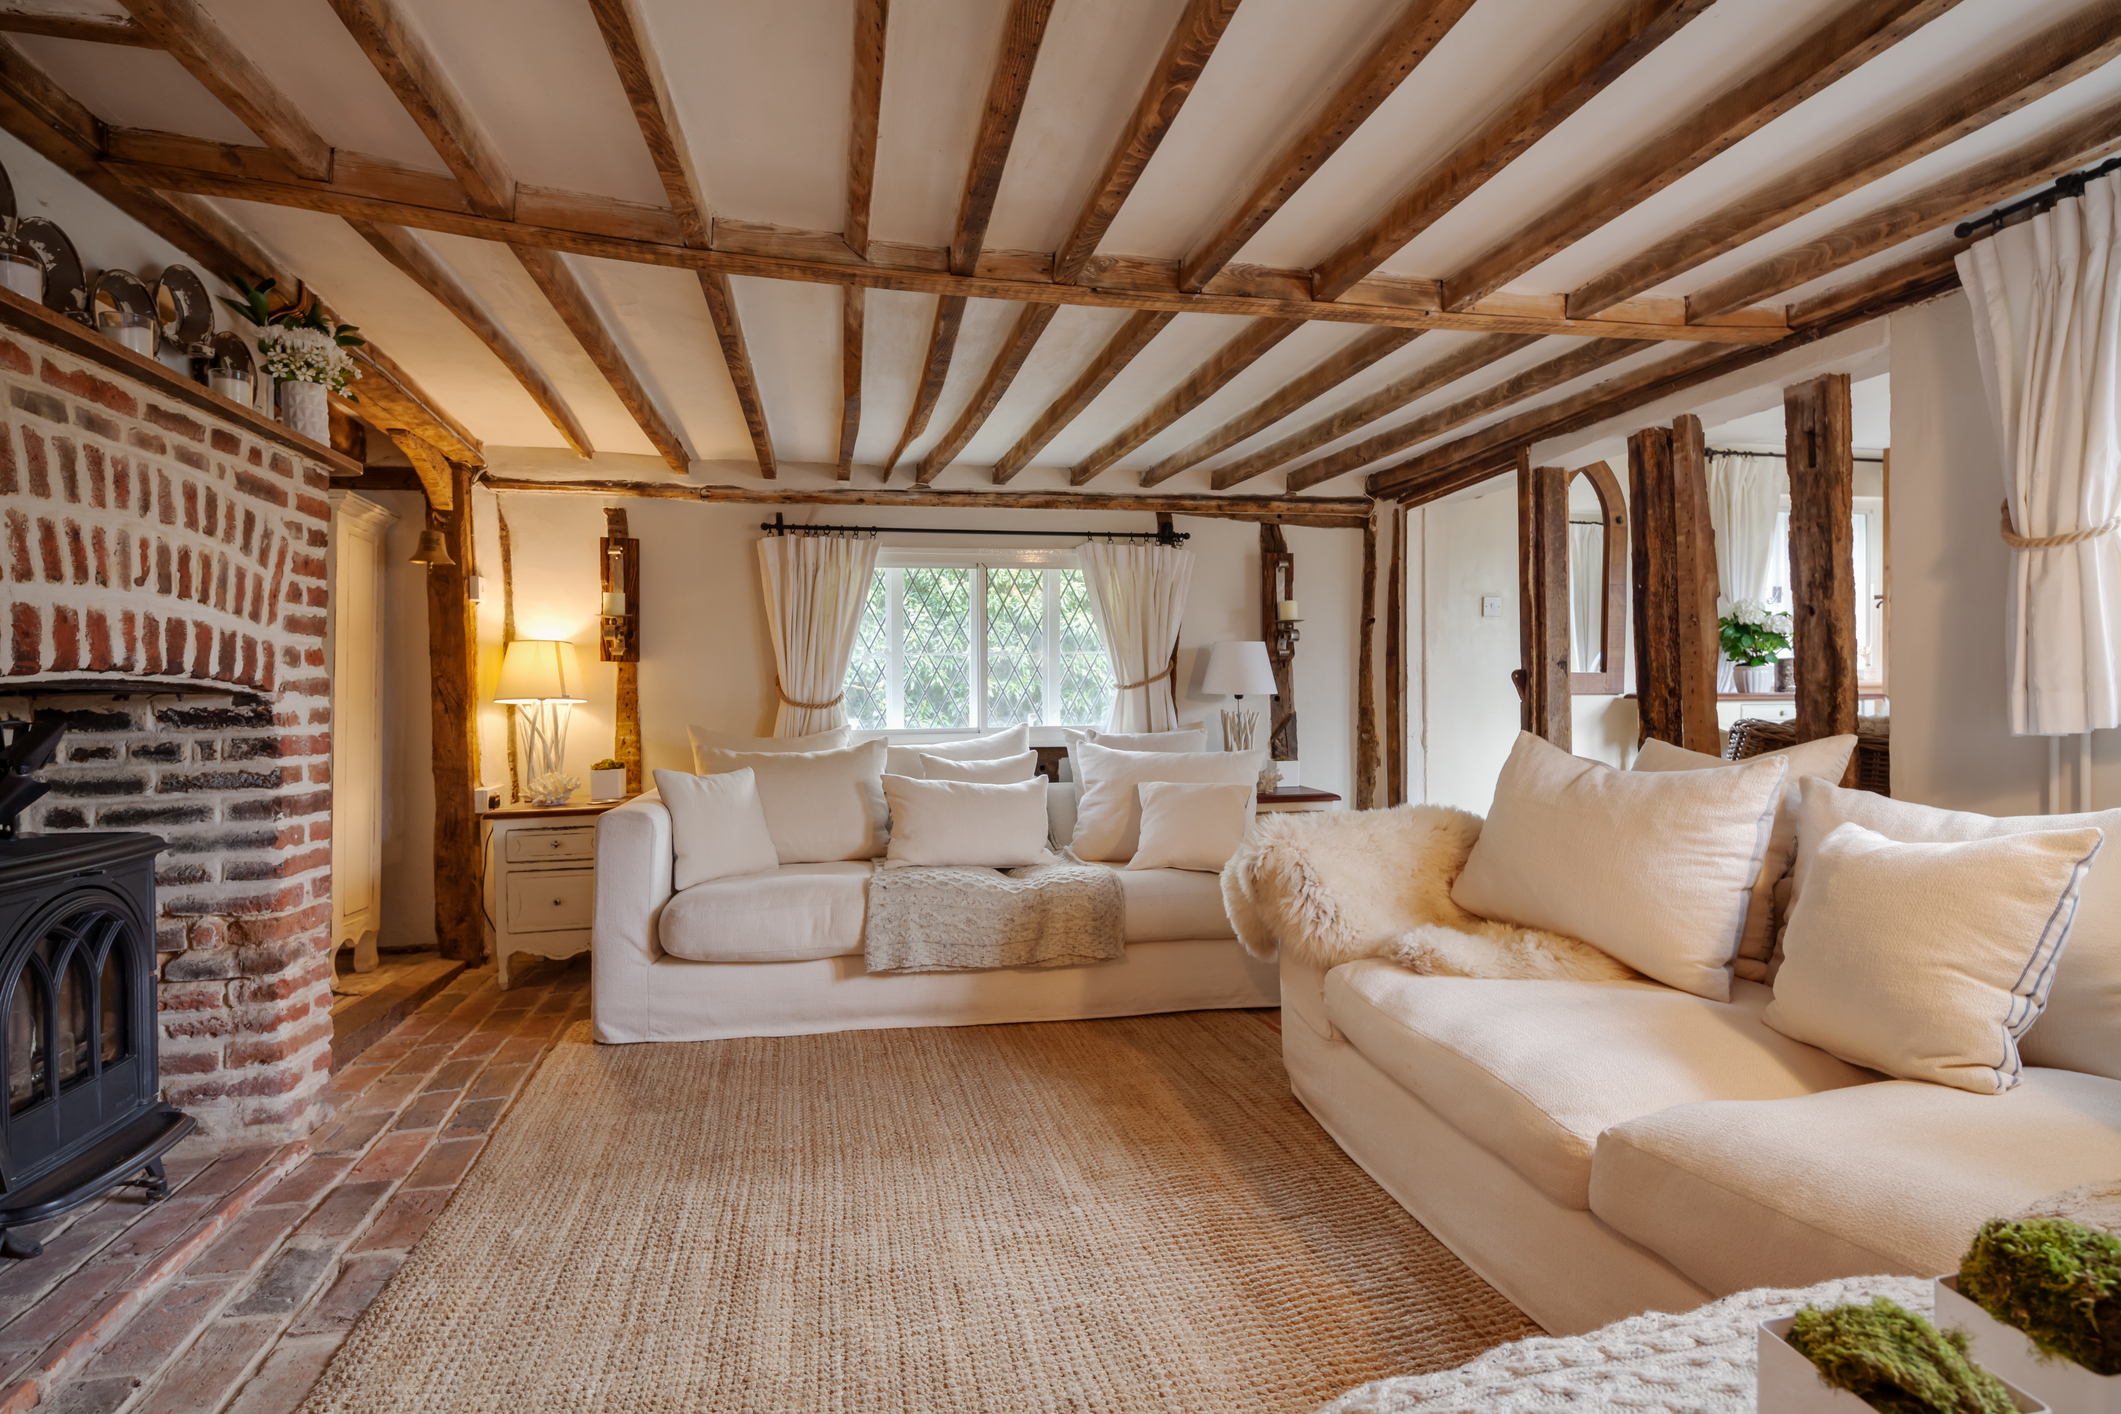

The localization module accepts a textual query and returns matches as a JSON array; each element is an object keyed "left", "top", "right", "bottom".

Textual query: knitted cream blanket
[{"left": 864, "top": 852, "right": 1124, "bottom": 973}]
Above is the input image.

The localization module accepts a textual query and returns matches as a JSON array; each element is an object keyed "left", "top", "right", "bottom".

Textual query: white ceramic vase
[
  {"left": 278, "top": 379, "right": 329, "bottom": 444},
  {"left": 589, "top": 768, "right": 627, "bottom": 803},
  {"left": 1717, "top": 655, "right": 1737, "bottom": 693},
  {"left": 1736, "top": 663, "right": 1778, "bottom": 694}
]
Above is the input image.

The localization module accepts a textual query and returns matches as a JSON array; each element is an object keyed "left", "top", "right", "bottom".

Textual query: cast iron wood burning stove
[{"left": 0, "top": 720, "right": 192, "bottom": 1259}]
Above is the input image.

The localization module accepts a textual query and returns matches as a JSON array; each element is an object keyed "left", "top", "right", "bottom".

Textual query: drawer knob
[{"left": 551, "top": 898, "right": 562, "bottom": 906}]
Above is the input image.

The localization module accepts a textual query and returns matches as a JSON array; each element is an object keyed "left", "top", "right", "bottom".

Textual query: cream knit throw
[
  {"left": 1221, "top": 804, "right": 1637, "bottom": 982},
  {"left": 865, "top": 851, "right": 1124, "bottom": 972},
  {"left": 1317, "top": 1274, "right": 1934, "bottom": 1413}
]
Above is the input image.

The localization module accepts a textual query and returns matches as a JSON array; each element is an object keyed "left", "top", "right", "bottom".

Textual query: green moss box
[
  {"left": 1760, "top": 1314, "right": 2047, "bottom": 1414},
  {"left": 1937, "top": 1279, "right": 2119, "bottom": 1414}
]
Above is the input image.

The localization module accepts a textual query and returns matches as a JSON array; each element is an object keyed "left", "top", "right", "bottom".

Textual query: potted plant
[
  {"left": 589, "top": 758, "right": 627, "bottom": 803},
  {"left": 1719, "top": 598, "right": 1794, "bottom": 694},
  {"left": 219, "top": 275, "right": 363, "bottom": 443},
  {"left": 1758, "top": 1297, "right": 2042, "bottom": 1413},
  {"left": 1936, "top": 1217, "right": 2120, "bottom": 1414}
]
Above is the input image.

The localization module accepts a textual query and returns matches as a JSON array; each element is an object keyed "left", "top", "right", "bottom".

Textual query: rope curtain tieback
[
  {"left": 1116, "top": 663, "right": 1174, "bottom": 692},
  {"left": 1999, "top": 501, "right": 2121, "bottom": 549},
  {"left": 776, "top": 677, "right": 845, "bottom": 711}
]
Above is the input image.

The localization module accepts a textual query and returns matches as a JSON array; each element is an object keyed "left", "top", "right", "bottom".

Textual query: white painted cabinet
[
  {"left": 481, "top": 803, "right": 625, "bottom": 988},
  {"left": 326, "top": 492, "right": 397, "bottom": 974}
]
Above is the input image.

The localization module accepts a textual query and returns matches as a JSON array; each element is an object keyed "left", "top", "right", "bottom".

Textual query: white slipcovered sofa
[{"left": 593, "top": 782, "right": 1278, "bottom": 1042}]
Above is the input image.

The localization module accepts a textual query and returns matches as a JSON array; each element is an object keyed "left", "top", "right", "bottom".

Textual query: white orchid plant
[{"left": 1718, "top": 598, "right": 1794, "bottom": 667}]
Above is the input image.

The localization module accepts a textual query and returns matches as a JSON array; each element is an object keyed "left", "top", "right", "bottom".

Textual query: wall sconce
[
  {"left": 494, "top": 639, "right": 586, "bottom": 806},
  {"left": 1273, "top": 597, "right": 1303, "bottom": 659}
]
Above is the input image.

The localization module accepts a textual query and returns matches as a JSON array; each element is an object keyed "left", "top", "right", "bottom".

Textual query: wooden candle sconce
[
  {"left": 1259, "top": 525, "right": 1298, "bottom": 761},
  {"left": 599, "top": 534, "right": 639, "bottom": 663}
]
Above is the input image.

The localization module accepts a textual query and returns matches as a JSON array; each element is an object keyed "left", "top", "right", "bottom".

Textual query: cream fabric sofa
[
  {"left": 1281, "top": 952, "right": 2121, "bottom": 1337},
  {"left": 593, "top": 783, "right": 1278, "bottom": 1042}
]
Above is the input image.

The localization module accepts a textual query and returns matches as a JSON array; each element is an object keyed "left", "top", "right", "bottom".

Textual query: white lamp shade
[
  {"left": 1200, "top": 640, "right": 1278, "bottom": 697},
  {"left": 494, "top": 639, "right": 587, "bottom": 703}
]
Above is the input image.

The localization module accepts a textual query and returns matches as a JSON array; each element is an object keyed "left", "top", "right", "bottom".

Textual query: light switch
[{"left": 1481, "top": 595, "right": 1504, "bottom": 618}]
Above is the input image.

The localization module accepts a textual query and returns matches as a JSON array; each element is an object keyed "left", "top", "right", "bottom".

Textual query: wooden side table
[
  {"left": 480, "top": 799, "right": 629, "bottom": 988},
  {"left": 1257, "top": 787, "right": 1342, "bottom": 813}
]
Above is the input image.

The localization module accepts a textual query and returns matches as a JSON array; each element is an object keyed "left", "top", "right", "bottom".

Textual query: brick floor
[{"left": 1, "top": 956, "right": 590, "bottom": 1414}]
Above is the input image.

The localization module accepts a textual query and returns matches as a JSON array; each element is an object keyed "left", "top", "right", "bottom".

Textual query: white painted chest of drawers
[{"left": 480, "top": 801, "right": 626, "bottom": 988}]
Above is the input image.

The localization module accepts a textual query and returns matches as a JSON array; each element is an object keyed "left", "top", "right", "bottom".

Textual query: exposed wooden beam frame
[
  {"left": 1785, "top": 374, "right": 1859, "bottom": 743},
  {"left": 1210, "top": 332, "right": 1537, "bottom": 489},
  {"left": 1179, "top": 0, "right": 1477, "bottom": 291},
  {"left": 426, "top": 455, "right": 482, "bottom": 963},
  {"left": 1141, "top": 327, "right": 1419, "bottom": 486},
  {"left": 1517, "top": 451, "right": 1570, "bottom": 747},
  {"left": 1627, "top": 420, "right": 1720, "bottom": 752},
  {"left": 838, "top": 287, "right": 863, "bottom": 480},
  {"left": 885, "top": 295, "right": 968, "bottom": 474},
  {"left": 1385, "top": 500, "right": 1405, "bottom": 806},
  {"left": 700, "top": 270, "right": 776, "bottom": 476},
  {"left": 1312, "top": 0, "right": 1710, "bottom": 303},
  {"left": 1054, "top": 0, "right": 1244, "bottom": 284},
  {"left": 0, "top": 9, "right": 157, "bottom": 44},
  {"left": 1441, "top": 0, "right": 1962, "bottom": 311},
  {"left": 115, "top": 0, "right": 330, "bottom": 179},
  {"left": 846, "top": 0, "right": 887, "bottom": 260},
  {"left": 917, "top": 302, "right": 1057, "bottom": 483},
  {"left": 325, "top": 0, "right": 514, "bottom": 219},
  {"left": 511, "top": 244, "right": 689, "bottom": 474},
  {"left": 394, "top": 429, "right": 459, "bottom": 510},
  {"left": 1568, "top": 0, "right": 2121, "bottom": 318},
  {"left": 1073, "top": 317, "right": 1301, "bottom": 485},
  {"left": 1356, "top": 504, "right": 1381, "bottom": 805},
  {"left": 358, "top": 345, "right": 483, "bottom": 466},
  {"left": 476, "top": 473, "right": 1375, "bottom": 528},
  {"left": 351, "top": 219, "right": 591, "bottom": 458},
  {"left": 1285, "top": 337, "right": 1640, "bottom": 492},
  {"left": 953, "top": 0, "right": 1057, "bottom": 276},
  {"left": 993, "top": 309, "right": 1173, "bottom": 483}
]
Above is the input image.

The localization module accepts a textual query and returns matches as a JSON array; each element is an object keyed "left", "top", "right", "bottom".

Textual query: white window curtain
[
  {"left": 1075, "top": 541, "right": 1193, "bottom": 731},
  {"left": 1958, "top": 168, "right": 2121, "bottom": 736},
  {"left": 756, "top": 532, "right": 881, "bottom": 736},
  {"left": 1707, "top": 452, "right": 1786, "bottom": 611},
  {"left": 1568, "top": 522, "right": 1604, "bottom": 672}
]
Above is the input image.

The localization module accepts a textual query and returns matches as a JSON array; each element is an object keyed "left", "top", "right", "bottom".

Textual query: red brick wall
[{"left": 1, "top": 329, "right": 336, "bottom": 1140}]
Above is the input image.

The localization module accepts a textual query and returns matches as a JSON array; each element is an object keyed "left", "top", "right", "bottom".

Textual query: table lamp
[
  {"left": 1201, "top": 641, "right": 1277, "bottom": 753},
  {"left": 494, "top": 639, "right": 586, "bottom": 805}
]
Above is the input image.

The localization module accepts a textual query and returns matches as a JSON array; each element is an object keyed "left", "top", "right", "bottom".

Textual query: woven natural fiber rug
[{"left": 299, "top": 1012, "right": 1538, "bottom": 1413}]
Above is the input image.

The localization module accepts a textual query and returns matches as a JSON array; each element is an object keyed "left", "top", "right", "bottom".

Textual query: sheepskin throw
[{"left": 1221, "top": 805, "right": 1636, "bottom": 982}]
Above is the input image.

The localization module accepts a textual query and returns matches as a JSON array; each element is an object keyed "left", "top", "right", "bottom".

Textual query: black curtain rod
[
  {"left": 760, "top": 513, "right": 1186, "bottom": 544},
  {"left": 1956, "top": 155, "right": 2121, "bottom": 240},
  {"left": 1706, "top": 446, "right": 1885, "bottom": 465}
]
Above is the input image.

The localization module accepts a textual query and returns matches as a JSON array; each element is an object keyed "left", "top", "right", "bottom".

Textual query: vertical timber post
[
  {"left": 428, "top": 459, "right": 481, "bottom": 964},
  {"left": 1386, "top": 501, "right": 1406, "bottom": 807},
  {"left": 1260, "top": 523, "right": 1298, "bottom": 761},
  {"left": 1785, "top": 373, "right": 1858, "bottom": 744},
  {"left": 601, "top": 507, "right": 644, "bottom": 795},
  {"left": 1356, "top": 504, "right": 1380, "bottom": 808},
  {"left": 1671, "top": 414, "right": 1723, "bottom": 754},
  {"left": 1516, "top": 450, "right": 1571, "bottom": 748}
]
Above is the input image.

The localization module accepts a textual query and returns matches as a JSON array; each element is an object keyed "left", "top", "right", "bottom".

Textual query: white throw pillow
[
  {"left": 1765, "top": 821, "right": 2104, "bottom": 1094},
  {"left": 1062, "top": 725, "right": 1205, "bottom": 784},
  {"left": 1632, "top": 733, "right": 1857, "bottom": 981},
  {"left": 884, "top": 723, "right": 1029, "bottom": 778},
  {"left": 1126, "top": 781, "right": 1252, "bottom": 873},
  {"left": 686, "top": 725, "right": 849, "bottom": 773},
  {"left": 694, "top": 740, "right": 888, "bottom": 864},
  {"left": 917, "top": 749, "right": 1037, "bottom": 784},
  {"left": 1786, "top": 778, "right": 2121, "bottom": 1081},
  {"left": 880, "top": 776, "right": 1051, "bottom": 869},
  {"left": 651, "top": 767, "right": 780, "bottom": 890},
  {"left": 1072, "top": 741, "right": 1258, "bottom": 864},
  {"left": 1452, "top": 732, "right": 1788, "bottom": 1001}
]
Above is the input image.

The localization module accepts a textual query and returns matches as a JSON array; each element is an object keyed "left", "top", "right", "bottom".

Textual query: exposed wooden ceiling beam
[
  {"left": 100, "top": 142, "right": 1789, "bottom": 344},
  {"left": 700, "top": 270, "right": 776, "bottom": 476},
  {"left": 846, "top": 0, "right": 886, "bottom": 260},
  {"left": 1179, "top": 0, "right": 1476, "bottom": 291},
  {"left": 885, "top": 295, "right": 968, "bottom": 474},
  {"left": 916, "top": 302, "right": 1058, "bottom": 483},
  {"left": 1440, "top": 0, "right": 1962, "bottom": 311},
  {"left": 992, "top": 309, "right": 1173, "bottom": 483},
  {"left": 0, "top": 9, "right": 157, "bottom": 45},
  {"left": 838, "top": 288, "right": 863, "bottom": 480},
  {"left": 352, "top": 219, "right": 591, "bottom": 458},
  {"left": 393, "top": 428, "right": 457, "bottom": 510},
  {"left": 1208, "top": 332, "right": 1537, "bottom": 489},
  {"left": 1285, "top": 337, "right": 1641, "bottom": 491},
  {"left": 511, "top": 244, "right": 689, "bottom": 474},
  {"left": 1063, "top": 317, "right": 1297, "bottom": 485},
  {"left": 115, "top": 0, "right": 331, "bottom": 180},
  {"left": 325, "top": 0, "right": 514, "bottom": 219},
  {"left": 953, "top": 0, "right": 1056, "bottom": 276},
  {"left": 1688, "top": 92, "right": 2121, "bottom": 321},
  {"left": 1568, "top": 0, "right": 2121, "bottom": 318},
  {"left": 1140, "top": 326, "right": 1418, "bottom": 486},
  {"left": 1054, "top": 0, "right": 1244, "bottom": 284},
  {"left": 355, "top": 347, "right": 483, "bottom": 467},
  {"left": 1311, "top": 0, "right": 1710, "bottom": 303}
]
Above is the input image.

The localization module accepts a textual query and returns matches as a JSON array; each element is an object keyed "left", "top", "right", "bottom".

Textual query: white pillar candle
[
  {"left": 1276, "top": 599, "right": 1300, "bottom": 621},
  {"left": 601, "top": 591, "right": 626, "bottom": 616},
  {"left": 0, "top": 258, "right": 40, "bottom": 302},
  {"left": 116, "top": 325, "right": 157, "bottom": 357},
  {"left": 210, "top": 374, "right": 251, "bottom": 403}
]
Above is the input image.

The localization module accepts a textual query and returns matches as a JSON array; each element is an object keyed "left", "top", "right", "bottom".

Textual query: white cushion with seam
[
  {"left": 687, "top": 725, "right": 848, "bottom": 773},
  {"left": 651, "top": 767, "right": 779, "bottom": 890},
  {"left": 1321, "top": 959, "right": 1874, "bottom": 1209},
  {"left": 1631, "top": 734, "right": 1855, "bottom": 981},
  {"left": 884, "top": 724, "right": 1028, "bottom": 778},
  {"left": 694, "top": 740, "right": 888, "bottom": 864},
  {"left": 1062, "top": 725, "right": 1205, "bottom": 785},
  {"left": 659, "top": 862, "right": 873, "bottom": 962},
  {"left": 880, "top": 775, "right": 1051, "bottom": 868},
  {"left": 1071, "top": 741, "right": 1258, "bottom": 863},
  {"left": 917, "top": 749, "right": 1037, "bottom": 783},
  {"left": 1127, "top": 780, "right": 1252, "bottom": 872},
  {"left": 1115, "top": 865, "right": 1236, "bottom": 941}
]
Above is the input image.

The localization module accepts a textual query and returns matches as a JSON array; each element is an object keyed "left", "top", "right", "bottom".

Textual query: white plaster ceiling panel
[
  {"left": 638, "top": 0, "right": 848, "bottom": 229},
  {"left": 726, "top": 275, "right": 848, "bottom": 469},
  {"left": 980, "top": 0, "right": 1189, "bottom": 253},
  {"left": 566, "top": 254, "right": 762, "bottom": 464},
  {"left": 1110, "top": 319, "right": 1371, "bottom": 472},
  {"left": 1027, "top": 311, "right": 1247, "bottom": 468},
  {"left": 7, "top": 38, "right": 259, "bottom": 145},
  {"left": 869, "top": 0, "right": 1013, "bottom": 249},
  {"left": 1702, "top": 372, "right": 1891, "bottom": 455},
  {"left": 951, "top": 302, "right": 1134, "bottom": 467},
  {"left": 852, "top": 289, "right": 942, "bottom": 468},
  {"left": 888, "top": 295, "right": 1024, "bottom": 474}
]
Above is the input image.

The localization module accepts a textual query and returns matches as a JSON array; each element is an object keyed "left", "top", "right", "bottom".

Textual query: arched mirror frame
[{"left": 1567, "top": 460, "right": 1628, "bottom": 696}]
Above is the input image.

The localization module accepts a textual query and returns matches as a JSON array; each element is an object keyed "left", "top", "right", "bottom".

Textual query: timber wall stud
[
  {"left": 1629, "top": 418, "right": 1721, "bottom": 753},
  {"left": 1515, "top": 449, "right": 1571, "bottom": 748},
  {"left": 1259, "top": 523, "right": 1299, "bottom": 761},
  {"left": 427, "top": 458, "right": 482, "bottom": 963},
  {"left": 1784, "top": 373, "right": 1858, "bottom": 744},
  {"left": 602, "top": 506, "right": 645, "bottom": 796}
]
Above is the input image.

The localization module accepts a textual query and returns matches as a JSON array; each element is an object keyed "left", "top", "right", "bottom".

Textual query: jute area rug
[{"left": 299, "top": 1012, "right": 1538, "bottom": 1414}]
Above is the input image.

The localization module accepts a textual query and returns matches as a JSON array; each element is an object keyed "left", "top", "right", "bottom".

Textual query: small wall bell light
[
  {"left": 408, "top": 514, "right": 454, "bottom": 568},
  {"left": 494, "top": 639, "right": 587, "bottom": 805}
]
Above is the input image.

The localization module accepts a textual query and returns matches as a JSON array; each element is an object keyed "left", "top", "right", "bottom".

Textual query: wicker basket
[{"left": 1726, "top": 717, "right": 1890, "bottom": 796}]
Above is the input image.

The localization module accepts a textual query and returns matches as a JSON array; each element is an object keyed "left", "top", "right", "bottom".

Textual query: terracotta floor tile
[
  {"left": 387, "top": 1090, "right": 457, "bottom": 1133},
  {"left": 346, "top": 1132, "right": 429, "bottom": 1184},
  {"left": 347, "top": 1190, "right": 448, "bottom": 1255},
  {"left": 131, "top": 1316, "right": 281, "bottom": 1414},
  {"left": 255, "top": 1159, "right": 354, "bottom": 1212},
  {"left": 349, "top": 1073, "right": 423, "bottom": 1113},
  {"left": 420, "top": 1058, "right": 481, "bottom": 1095},
  {"left": 488, "top": 1036, "right": 545, "bottom": 1067},
  {"left": 303, "top": 1109, "right": 394, "bottom": 1159},
  {"left": 439, "top": 1098, "right": 505, "bottom": 1138},
  {"left": 224, "top": 1245, "right": 336, "bottom": 1320},
  {"left": 184, "top": 1206, "right": 306, "bottom": 1278},
  {"left": 87, "top": 1277, "right": 238, "bottom": 1375},
  {"left": 322, "top": 1064, "right": 386, "bottom": 1099},
  {"left": 40, "top": 1373, "right": 139, "bottom": 1413},
  {"left": 286, "top": 1253, "right": 402, "bottom": 1336},
  {"left": 402, "top": 1138, "right": 482, "bottom": 1191},
  {"left": 223, "top": 1330, "right": 344, "bottom": 1414},
  {"left": 88, "top": 1196, "right": 214, "bottom": 1267},
  {"left": 384, "top": 1044, "right": 453, "bottom": 1079},
  {"left": 292, "top": 1183, "right": 391, "bottom": 1241}
]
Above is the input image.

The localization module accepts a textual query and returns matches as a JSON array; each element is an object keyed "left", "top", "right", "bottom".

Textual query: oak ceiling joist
[
  {"left": 1068, "top": 316, "right": 1299, "bottom": 485},
  {"left": 351, "top": 219, "right": 591, "bottom": 458},
  {"left": 885, "top": 295, "right": 967, "bottom": 473},
  {"left": 1568, "top": 0, "right": 2121, "bottom": 318},
  {"left": 1179, "top": 0, "right": 1477, "bottom": 292},
  {"left": 839, "top": 288, "right": 862, "bottom": 481},
  {"left": 511, "top": 244, "right": 690, "bottom": 474},
  {"left": 1440, "top": 0, "right": 1962, "bottom": 311},
  {"left": 1209, "top": 332, "right": 1537, "bottom": 489},
  {"left": 356, "top": 347, "right": 482, "bottom": 466},
  {"left": 326, "top": 0, "right": 514, "bottom": 220},
  {"left": 1310, "top": 0, "right": 1710, "bottom": 303},
  {"left": 917, "top": 302, "right": 1057, "bottom": 483},
  {"left": 589, "top": 0, "right": 770, "bottom": 475},
  {"left": 992, "top": 309, "right": 1173, "bottom": 484},
  {"left": 0, "top": 9, "right": 157, "bottom": 45},
  {"left": 1053, "top": 0, "right": 1244, "bottom": 284},
  {"left": 116, "top": 0, "right": 330, "bottom": 180},
  {"left": 839, "top": 0, "right": 885, "bottom": 477},
  {"left": 1140, "top": 326, "right": 1419, "bottom": 486}
]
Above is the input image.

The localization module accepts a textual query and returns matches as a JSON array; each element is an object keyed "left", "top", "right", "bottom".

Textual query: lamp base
[{"left": 1221, "top": 705, "right": 1259, "bottom": 753}]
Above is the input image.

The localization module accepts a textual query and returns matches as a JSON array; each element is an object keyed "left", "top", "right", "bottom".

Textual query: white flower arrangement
[
  {"left": 258, "top": 325, "right": 361, "bottom": 392},
  {"left": 1720, "top": 597, "right": 1794, "bottom": 666}
]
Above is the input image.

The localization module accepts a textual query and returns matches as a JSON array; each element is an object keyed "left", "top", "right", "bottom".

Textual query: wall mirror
[{"left": 1565, "top": 461, "right": 1627, "bottom": 695}]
